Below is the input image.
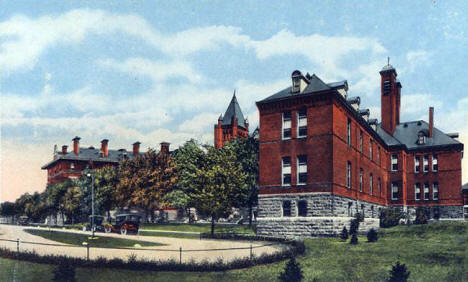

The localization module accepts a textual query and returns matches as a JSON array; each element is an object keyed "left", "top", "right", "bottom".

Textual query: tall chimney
[
  {"left": 72, "top": 136, "right": 80, "bottom": 155},
  {"left": 62, "top": 145, "right": 68, "bottom": 154},
  {"left": 101, "top": 139, "right": 109, "bottom": 157},
  {"left": 133, "top": 141, "right": 141, "bottom": 155},
  {"left": 429, "top": 107, "right": 434, "bottom": 138},
  {"left": 160, "top": 142, "right": 170, "bottom": 154}
]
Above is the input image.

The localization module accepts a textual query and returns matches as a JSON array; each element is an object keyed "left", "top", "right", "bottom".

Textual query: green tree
[
  {"left": 388, "top": 261, "right": 410, "bottom": 282},
  {"left": 279, "top": 257, "right": 303, "bottom": 282},
  {"left": 45, "top": 180, "right": 73, "bottom": 224},
  {"left": 63, "top": 184, "right": 82, "bottom": 224},
  {"left": 0, "top": 201, "right": 17, "bottom": 223},
  {"left": 94, "top": 167, "right": 119, "bottom": 221}
]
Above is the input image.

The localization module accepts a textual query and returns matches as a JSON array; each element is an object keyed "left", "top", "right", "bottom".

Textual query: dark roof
[
  {"left": 222, "top": 92, "right": 247, "bottom": 128},
  {"left": 376, "top": 121, "right": 462, "bottom": 151},
  {"left": 41, "top": 147, "right": 142, "bottom": 169},
  {"left": 257, "top": 74, "right": 347, "bottom": 104}
]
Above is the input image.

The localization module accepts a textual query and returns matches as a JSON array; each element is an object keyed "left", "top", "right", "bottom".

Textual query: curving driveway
[{"left": 0, "top": 225, "right": 282, "bottom": 263}]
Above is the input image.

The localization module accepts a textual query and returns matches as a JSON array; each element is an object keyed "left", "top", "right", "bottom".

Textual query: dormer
[
  {"left": 359, "top": 108, "right": 370, "bottom": 122},
  {"left": 347, "top": 96, "right": 361, "bottom": 110},
  {"left": 291, "top": 70, "right": 309, "bottom": 94},
  {"left": 417, "top": 129, "right": 429, "bottom": 145}
]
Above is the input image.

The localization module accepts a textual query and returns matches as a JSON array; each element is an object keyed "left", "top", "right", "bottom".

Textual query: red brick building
[
  {"left": 214, "top": 92, "right": 249, "bottom": 148},
  {"left": 255, "top": 66, "right": 464, "bottom": 237}
]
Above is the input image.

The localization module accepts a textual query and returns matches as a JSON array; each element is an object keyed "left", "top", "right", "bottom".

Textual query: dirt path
[{"left": 0, "top": 225, "right": 282, "bottom": 262}]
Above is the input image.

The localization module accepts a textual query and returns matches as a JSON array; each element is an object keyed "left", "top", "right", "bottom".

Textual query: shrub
[
  {"left": 340, "top": 226, "right": 349, "bottom": 241},
  {"left": 279, "top": 256, "right": 303, "bottom": 282},
  {"left": 53, "top": 260, "right": 76, "bottom": 282},
  {"left": 350, "top": 214, "right": 360, "bottom": 235},
  {"left": 350, "top": 233, "right": 358, "bottom": 245},
  {"left": 380, "top": 208, "right": 403, "bottom": 228},
  {"left": 367, "top": 228, "right": 378, "bottom": 242},
  {"left": 388, "top": 261, "right": 410, "bottom": 282},
  {"left": 414, "top": 207, "right": 428, "bottom": 225}
]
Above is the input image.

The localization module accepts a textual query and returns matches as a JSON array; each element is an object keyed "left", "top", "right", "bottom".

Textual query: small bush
[
  {"left": 340, "top": 226, "right": 349, "bottom": 241},
  {"left": 350, "top": 233, "right": 358, "bottom": 245},
  {"left": 53, "top": 260, "right": 76, "bottom": 282},
  {"left": 350, "top": 217, "right": 360, "bottom": 235},
  {"left": 414, "top": 207, "right": 428, "bottom": 225},
  {"left": 380, "top": 208, "right": 403, "bottom": 228},
  {"left": 279, "top": 256, "right": 303, "bottom": 282},
  {"left": 388, "top": 261, "right": 410, "bottom": 282},
  {"left": 367, "top": 228, "right": 378, "bottom": 242}
]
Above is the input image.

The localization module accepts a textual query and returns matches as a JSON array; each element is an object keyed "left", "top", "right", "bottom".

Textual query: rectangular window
[
  {"left": 359, "top": 131, "right": 363, "bottom": 152},
  {"left": 282, "top": 201, "right": 291, "bottom": 217},
  {"left": 298, "top": 200, "right": 307, "bottom": 217},
  {"left": 391, "top": 154, "right": 398, "bottom": 171},
  {"left": 433, "top": 183, "right": 439, "bottom": 200},
  {"left": 282, "top": 157, "right": 291, "bottom": 186},
  {"left": 414, "top": 156, "right": 420, "bottom": 173},
  {"left": 378, "top": 178, "right": 382, "bottom": 196},
  {"left": 369, "top": 173, "right": 373, "bottom": 195},
  {"left": 415, "top": 183, "right": 421, "bottom": 201},
  {"left": 359, "top": 168, "right": 363, "bottom": 192},
  {"left": 346, "top": 161, "right": 352, "bottom": 189},
  {"left": 282, "top": 112, "right": 291, "bottom": 139},
  {"left": 423, "top": 155, "right": 429, "bottom": 172},
  {"left": 297, "top": 109, "right": 307, "bottom": 138},
  {"left": 383, "top": 80, "right": 391, "bottom": 95},
  {"left": 377, "top": 147, "right": 381, "bottom": 164},
  {"left": 70, "top": 163, "right": 75, "bottom": 169},
  {"left": 347, "top": 118, "right": 351, "bottom": 146},
  {"left": 391, "top": 182, "right": 398, "bottom": 200},
  {"left": 369, "top": 139, "right": 373, "bottom": 160},
  {"left": 297, "top": 155, "right": 307, "bottom": 185},
  {"left": 432, "top": 155, "right": 438, "bottom": 172},
  {"left": 424, "top": 183, "right": 429, "bottom": 200}
]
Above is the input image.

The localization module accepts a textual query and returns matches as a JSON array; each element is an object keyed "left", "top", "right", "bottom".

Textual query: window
[
  {"left": 347, "top": 118, "right": 351, "bottom": 146},
  {"left": 377, "top": 147, "right": 381, "bottom": 164},
  {"left": 292, "top": 78, "right": 300, "bottom": 93},
  {"left": 70, "top": 163, "right": 75, "bottom": 169},
  {"left": 378, "top": 178, "right": 382, "bottom": 195},
  {"left": 359, "top": 168, "right": 363, "bottom": 192},
  {"left": 383, "top": 80, "right": 391, "bottom": 95},
  {"left": 391, "top": 154, "right": 398, "bottom": 171},
  {"left": 432, "top": 155, "right": 438, "bottom": 172},
  {"left": 424, "top": 183, "right": 430, "bottom": 200},
  {"left": 423, "top": 155, "right": 429, "bottom": 172},
  {"left": 414, "top": 156, "right": 420, "bottom": 173},
  {"left": 282, "top": 112, "right": 291, "bottom": 139},
  {"left": 297, "top": 155, "right": 307, "bottom": 185},
  {"left": 297, "top": 109, "right": 307, "bottom": 138},
  {"left": 418, "top": 132, "right": 426, "bottom": 145},
  {"left": 282, "top": 201, "right": 291, "bottom": 217},
  {"left": 391, "top": 182, "right": 398, "bottom": 200},
  {"left": 415, "top": 183, "right": 421, "bottom": 200},
  {"left": 369, "top": 173, "right": 373, "bottom": 195},
  {"left": 369, "top": 139, "right": 373, "bottom": 160},
  {"left": 282, "top": 157, "right": 291, "bottom": 186},
  {"left": 298, "top": 200, "right": 307, "bottom": 217},
  {"left": 433, "top": 183, "right": 439, "bottom": 200},
  {"left": 346, "top": 161, "right": 352, "bottom": 189},
  {"left": 359, "top": 131, "right": 363, "bottom": 152}
]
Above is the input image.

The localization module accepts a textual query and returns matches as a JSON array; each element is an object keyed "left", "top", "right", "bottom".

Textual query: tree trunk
[
  {"left": 187, "top": 208, "right": 192, "bottom": 224},
  {"left": 107, "top": 210, "right": 111, "bottom": 223},
  {"left": 248, "top": 203, "right": 253, "bottom": 227},
  {"left": 211, "top": 216, "right": 215, "bottom": 236}
]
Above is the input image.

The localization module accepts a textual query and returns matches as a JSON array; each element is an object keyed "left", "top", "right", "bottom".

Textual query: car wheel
[
  {"left": 105, "top": 227, "right": 111, "bottom": 233},
  {"left": 120, "top": 227, "right": 127, "bottom": 235}
]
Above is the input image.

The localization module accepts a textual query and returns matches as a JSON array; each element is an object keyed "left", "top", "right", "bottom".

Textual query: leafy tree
[
  {"left": 94, "top": 167, "right": 119, "bottom": 221},
  {"left": 0, "top": 201, "right": 17, "bottom": 223},
  {"left": 380, "top": 208, "right": 403, "bottom": 228},
  {"left": 388, "top": 261, "right": 410, "bottom": 282},
  {"left": 224, "top": 137, "right": 259, "bottom": 226},
  {"left": 190, "top": 145, "right": 248, "bottom": 235},
  {"left": 279, "top": 256, "right": 303, "bottom": 282},
  {"left": 340, "top": 226, "right": 349, "bottom": 241},
  {"left": 367, "top": 228, "right": 378, "bottom": 242},
  {"left": 45, "top": 180, "right": 73, "bottom": 224},
  {"left": 63, "top": 184, "right": 82, "bottom": 224}
]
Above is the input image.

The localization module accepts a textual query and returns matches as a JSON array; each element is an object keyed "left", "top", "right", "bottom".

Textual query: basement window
[
  {"left": 282, "top": 201, "right": 292, "bottom": 217},
  {"left": 298, "top": 200, "right": 307, "bottom": 217}
]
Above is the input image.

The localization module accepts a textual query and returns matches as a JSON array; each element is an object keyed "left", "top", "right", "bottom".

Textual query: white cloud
[
  {"left": 179, "top": 113, "right": 219, "bottom": 133},
  {"left": 401, "top": 93, "right": 443, "bottom": 120},
  {"left": 405, "top": 50, "right": 432, "bottom": 72}
]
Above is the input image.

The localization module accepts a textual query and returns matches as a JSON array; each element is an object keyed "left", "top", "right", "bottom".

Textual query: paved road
[{"left": 0, "top": 225, "right": 282, "bottom": 262}]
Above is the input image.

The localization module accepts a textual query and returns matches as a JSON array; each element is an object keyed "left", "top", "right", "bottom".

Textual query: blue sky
[{"left": 1, "top": 0, "right": 467, "bottom": 201}]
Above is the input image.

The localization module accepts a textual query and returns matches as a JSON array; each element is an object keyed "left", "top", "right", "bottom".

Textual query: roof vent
[
  {"left": 417, "top": 121, "right": 422, "bottom": 126},
  {"left": 88, "top": 146, "right": 95, "bottom": 150},
  {"left": 403, "top": 123, "right": 408, "bottom": 128}
]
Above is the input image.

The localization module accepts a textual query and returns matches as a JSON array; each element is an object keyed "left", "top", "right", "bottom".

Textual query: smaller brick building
[{"left": 214, "top": 92, "right": 249, "bottom": 148}]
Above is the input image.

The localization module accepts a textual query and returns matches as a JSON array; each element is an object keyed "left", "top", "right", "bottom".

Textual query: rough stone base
[
  {"left": 403, "top": 205, "right": 464, "bottom": 221},
  {"left": 257, "top": 216, "right": 379, "bottom": 238}
]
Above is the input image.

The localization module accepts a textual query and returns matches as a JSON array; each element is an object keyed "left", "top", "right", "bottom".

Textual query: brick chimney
[
  {"left": 160, "top": 142, "right": 170, "bottom": 154},
  {"left": 101, "top": 139, "right": 109, "bottom": 157},
  {"left": 72, "top": 136, "right": 80, "bottom": 155},
  {"left": 62, "top": 145, "right": 68, "bottom": 154},
  {"left": 429, "top": 107, "right": 434, "bottom": 138},
  {"left": 133, "top": 141, "right": 141, "bottom": 155}
]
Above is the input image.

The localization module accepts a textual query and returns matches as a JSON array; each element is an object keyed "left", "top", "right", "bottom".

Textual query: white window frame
[
  {"left": 391, "top": 154, "right": 398, "bottom": 171},
  {"left": 369, "top": 140, "right": 373, "bottom": 160},
  {"left": 415, "top": 183, "right": 421, "bottom": 201},
  {"left": 297, "top": 155, "right": 307, "bottom": 185},
  {"left": 433, "top": 183, "right": 439, "bottom": 200},
  {"left": 70, "top": 162, "right": 75, "bottom": 169},
  {"left": 391, "top": 183, "right": 398, "bottom": 200},
  {"left": 424, "top": 183, "right": 430, "bottom": 200},
  {"left": 346, "top": 161, "right": 352, "bottom": 189},
  {"left": 282, "top": 157, "right": 291, "bottom": 187},
  {"left": 414, "top": 156, "right": 420, "bottom": 173},
  {"left": 432, "top": 155, "right": 438, "bottom": 172},
  {"left": 347, "top": 118, "right": 351, "bottom": 146},
  {"left": 282, "top": 112, "right": 291, "bottom": 140},
  {"left": 359, "top": 168, "right": 363, "bottom": 192},
  {"left": 423, "top": 155, "right": 429, "bottom": 172},
  {"left": 297, "top": 109, "right": 307, "bottom": 138}
]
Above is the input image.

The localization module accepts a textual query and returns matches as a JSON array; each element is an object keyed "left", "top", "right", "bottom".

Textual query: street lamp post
[{"left": 87, "top": 171, "right": 95, "bottom": 238}]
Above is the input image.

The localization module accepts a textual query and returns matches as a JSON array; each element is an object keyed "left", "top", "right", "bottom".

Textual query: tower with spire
[{"left": 214, "top": 91, "right": 249, "bottom": 148}]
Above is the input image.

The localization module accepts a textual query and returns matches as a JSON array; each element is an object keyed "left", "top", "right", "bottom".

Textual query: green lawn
[
  {"left": 4, "top": 222, "right": 468, "bottom": 281},
  {"left": 140, "top": 223, "right": 256, "bottom": 235},
  {"left": 24, "top": 229, "right": 164, "bottom": 248},
  {"left": 138, "top": 230, "right": 201, "bottom": 239}
]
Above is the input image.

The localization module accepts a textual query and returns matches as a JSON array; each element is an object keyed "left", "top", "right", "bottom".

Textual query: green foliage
[
  {"left": 380, "top": 208, "right": 404, "bottom": 228},
  {"left": 0, "top": 201, "right": 17, "bottom": 217},
  {"left": 340, "top": 226, "right": 349, "bottom": 241},
  {"left": 388, "top": 261, "right": 410, "bottom": 282},
  {"left": 350, "top": 233, "right": 358, "bottom": 245},
  {"left": 53, "top": 260, "right": 76, "bottom": 282},
  {"left": 350, "top": 213, "right": 361, "bottom": 235},
  {"left": 367, "top": 228, "right": 378, "bottom": 242},
  {"left": 279, "top": 257, "right": 303, "bottom": 282},
  {"left": 414, "top": 207, "right": 428, "bottom": 225},
  {"left": 93, "top": 167, "right": 119, "bottom": 221}
]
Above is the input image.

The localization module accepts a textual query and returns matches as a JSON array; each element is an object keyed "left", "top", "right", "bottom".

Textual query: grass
[
  {"left": 24, "top": 229, "right": 164, "bottom": 248},
  {"left": 4, "top": 222, "right": 468, "bottom": 281},
  {"left": 138, "top": 230, "right": 201, "bottom": 239},
  {"left": 140, "top": 222, "right": 256, "bottom": 235}
]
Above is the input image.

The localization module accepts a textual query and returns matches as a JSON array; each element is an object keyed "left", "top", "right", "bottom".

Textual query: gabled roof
[{"left": 222, "top": 92, "right": 247, "bottom": 128}]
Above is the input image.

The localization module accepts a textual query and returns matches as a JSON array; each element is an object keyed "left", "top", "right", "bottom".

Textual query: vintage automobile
[
  {"left": 18, "top": 216, "right": 29, "bottom": 226},
  {"left": 104, "top": 214, "right": 141, "bottom": 235},
  {"left": 82, "top": 215, "right": 106, "bottom": 232}
]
